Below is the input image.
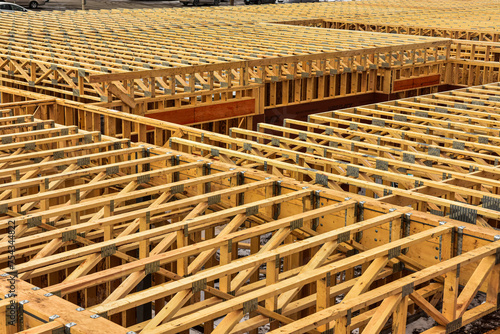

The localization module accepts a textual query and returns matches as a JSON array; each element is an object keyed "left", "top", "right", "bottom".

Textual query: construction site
[{"left": 1, "top": 0, "right": 500, "bottom": 333}]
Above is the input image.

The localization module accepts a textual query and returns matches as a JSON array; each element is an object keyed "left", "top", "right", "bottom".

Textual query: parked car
[
  {"left": 180, "top": 0, "right": 220, "bottom": 6},
  {"left": 277, "top": 0, "right": 318, "bottom": 3},
  {"left": 0, "top": 2, "right": 28, "bottom": 11},
  {"left": 244, "top": 0, "right": 276, "bottom": 4},
  {"left": 0, "top": 0, "right": 47, "bottom": 9}
]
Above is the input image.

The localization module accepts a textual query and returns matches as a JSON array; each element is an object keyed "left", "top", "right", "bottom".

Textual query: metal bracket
[
  {"left": 243, "top": 298, "right": 258, "bottom": 314},
  {"left": 338, "top": 231, "right": 350, "bottom": 243},
  {"left": 204, "top": 163, "right": 212, "bottom": 193},
  {"left": 208, "top": 194, "right": 221, "bottom": 206},
  {"left": 171, "top": 184, "right": 184, "bottom": 194},
  {"left": 346, "top": 165, "right": 359, "bottom": 178},
  {"left": 192, "top": 278, "right": 207, "bottom": 293},
  {"left": 394, "top": 114, "right": 407, "bottom": 122},
  {"left": 290, "top": 218, "right": 303, "bottom": 231},
  {"left": 326, "top": 272, "right": 331, "bottom": 287},
  {"left": 311, "top": 190, "right": 321, "bottom": 231},
  {"left": 238, "top": 172, "right": 246, "bottom": 205},
  {"left": 272, "top": 181, "right": 283, "bottom": 220},
  {"left": 452, "top": 141, "right": 465, "bottom": 150},
  {"left": 137, "top": 174, "right": 151, "bottom": 184},
  {"left": 246, "top": 205, "right": 259, "bottom": 216},
  {"left": 346, "top": 309, "right": 352, "bottom": 326},
  {"left": 24, "top": 142, "right": 36, "bottom": 151},
  {"left": 145, "top": 261, "right": 160, "bottom": 275},
  {"left": 77, "top": 157, "right": 90, "bottom": 167},
  {"left": 428, "top": 147, "right": 440, "bottom": 156},
  {"left": 62, "top": 230, "right": 77, "bottom": 242},
  {"left": 315, "top": 173, "right": 329, "bottom": 186},
  {"left": 403, "top": 153, "right": 415, "bottom": 164},
  {"left": 53, "top": 151, "right": 64, "bottom": 160},
  {"left": 457, "top": 226, "right": 465, "bottom": 257},
  {"left": 83, "top": 134, "right": 93, "bottom": 144},
  {"left": 106, "top": 166, "right": 119, "bottom": 175},
  {"left": 376, "top": 160, "right": 388, "bottom": 171},
  {"left": 483, "top": 196, "right": 500, "bottom": 212},
  {"left": 2, "top": 136, "right": 13, "bottom": 144},
  {"left": 430, "top": 209, "right": 444, "bottom": 216},
  {"left": 445, "top": 318, "right": 462, "bottom": 334},
  {"left": 450, "top": 205, "right": 477, "bottom": 224},
  {"left": 402, "top": 282, "right": 414, "bottom": 297},
  {"left": 27, "top": 216, "right": 42, "bottom": 228},
  {"left": 388, "top": 246, "right": 401, "bottom": 259},
  {"left": 101, "top": 244, "right": 116, "bottom": 258},
  {"left": 65, "top": 322, "right": 77, "bottom": 332},
  {"left": 414, "top": 180, "right": 424, "bottom": 188},
  {"left": 478, "top": 136, "right": 489, "bottom": 144}
]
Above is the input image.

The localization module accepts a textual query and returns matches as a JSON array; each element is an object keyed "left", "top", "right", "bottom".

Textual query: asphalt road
[{"left": 37, "top": 0, "right": 245, "bottom": 10}]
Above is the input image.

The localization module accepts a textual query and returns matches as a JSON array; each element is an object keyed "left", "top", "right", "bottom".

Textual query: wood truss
[
  {"left": 1, "top": 0, "right": 500, "bottom": 126},
  {"left": 1, "top": 82, "right": 500, "bottom": 334},
  {"left": 170, "top": 82, "right": 500, "bottom": 229},
  {"left": 0, "top": 10, "right": 450, "bottom": 110},
  {"left": 230, "top": 0, "right": 500, "bottom": 41},
  {"left": 0, "top": 2, "right": 477, "bottom": 121}
]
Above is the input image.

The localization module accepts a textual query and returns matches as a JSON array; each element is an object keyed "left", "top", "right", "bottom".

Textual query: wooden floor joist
[
  {"left": 3, "top": 0, "right": 498, "bottom": 125},
  {"left": 169, "top": 82, "right": 500, "bottom": 229},
  {"left": 1, "top": 87, "right": 500, "bottom": 334},
  {"left": 1, "top": 0, "right": 499, "bottom": 131}
]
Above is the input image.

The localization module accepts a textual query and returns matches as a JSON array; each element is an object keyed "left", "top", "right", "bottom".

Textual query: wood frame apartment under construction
[
  {"left": 2, "top": 0, "right": 500, "bottom": 333},
  {"left": 2, "top": 1, "right": 497, "bottom": 132}
]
